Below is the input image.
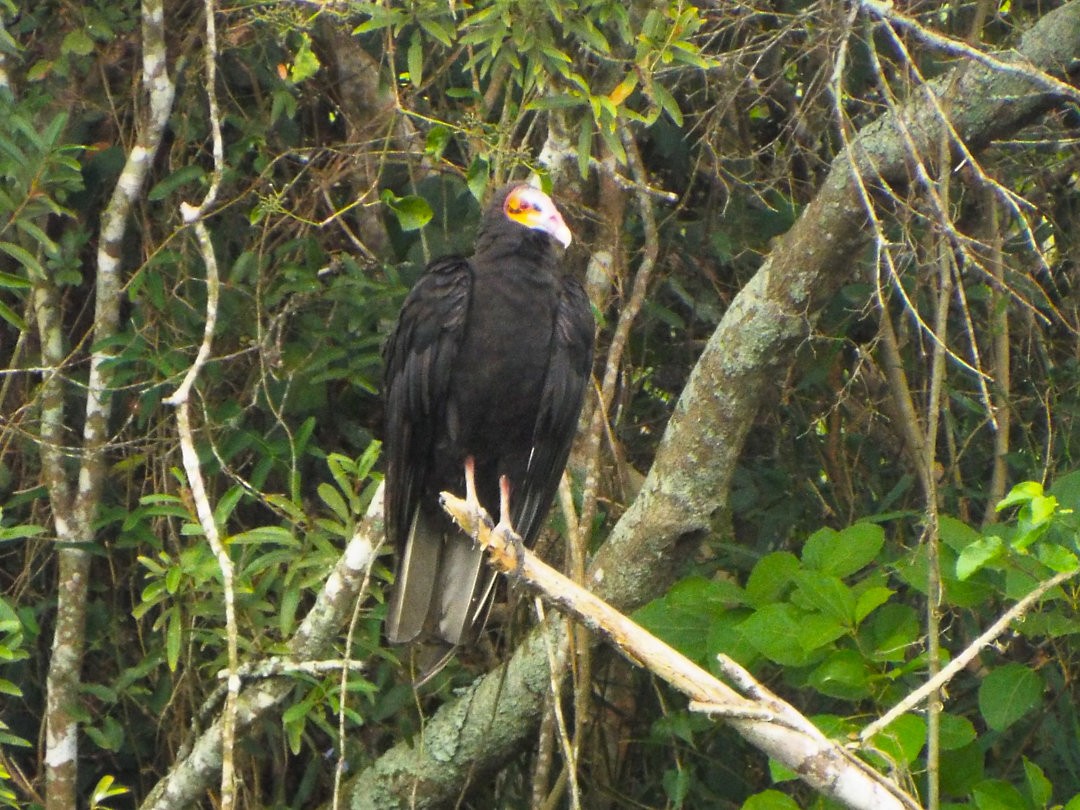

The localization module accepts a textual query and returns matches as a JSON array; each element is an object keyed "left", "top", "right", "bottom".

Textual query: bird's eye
[{"left": 507, "top": 197, "right": 537, "bottom": 216}]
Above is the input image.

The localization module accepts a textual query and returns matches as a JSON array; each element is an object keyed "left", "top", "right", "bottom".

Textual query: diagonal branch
[{"left": 440, "top": 492, "right": 921, "bottom": 810}]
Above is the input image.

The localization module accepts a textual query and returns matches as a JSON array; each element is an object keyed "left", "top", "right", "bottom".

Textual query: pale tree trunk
[{"left": 38, "top": 0, "right": 175, "bottom": 806}]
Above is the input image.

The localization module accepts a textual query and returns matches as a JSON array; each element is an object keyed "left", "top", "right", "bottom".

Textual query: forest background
[{"left": 2, "top": 0, "right": 1080, "bottom": 808}]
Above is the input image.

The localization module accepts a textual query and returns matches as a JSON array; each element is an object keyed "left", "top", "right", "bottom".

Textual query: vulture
[{"left": 383, "top": 183, "right": 594, "bottom": 649}]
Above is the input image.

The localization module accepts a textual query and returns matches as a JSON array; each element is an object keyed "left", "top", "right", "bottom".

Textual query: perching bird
[{"left": 382, "top": 183, "right": 594, "bottom": 649}]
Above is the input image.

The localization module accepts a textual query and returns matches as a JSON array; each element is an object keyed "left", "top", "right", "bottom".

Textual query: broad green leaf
[
  {"left": 742, "top": 790, "right": 800, "bottom": 810},
  {"left": 854, "top": 586, "right": 893, "bottom": 625},
  {"left": 808, "top": 649, "right": 870, "bottom": 699},
  {"left": 803, "top": 522, "right": 883, "bottom": 577},
  {"left": 793, "top": 570, "right": 856, "bottom": 625},
  {"left": 147, "top": 164, "right": 205, "bottom": 201},
  {"left": 289, "top": 33, "right": 321, "bottom": 83},
  {"left": 467, "top": 156, "right": 489, "bottom": 203},
  {"left": 978, "top": 663, "right": 1042, "bottom": 731},
  {"left": 662, "top": 767, "right": 689, "bottom": 805},
  {"left": 956, "top": 535, "right": 1003, "bottom": 580},
  {"left": 939, "top": 515, "right": 982, "bottom": 553},
  {"left": 61, "top": 28, "right": 95, "bottom": 56},
  {"left": 318, "top": 482, "right": 351, "bottom": 524},
  {"left": 1023, "top": 757, "right": 1052, "bottom": 808},
  {"left": 425, "top": 125, "right": 451, "bottom": 160},
  {"left": 744, "top": 551, "right": 799, "bottom": 607},
  {"left": 867, "top": 713, "right": 925, "bottom": 767},
  {"left": 997, "top": 480, "right": 1044, "bottom": 511},
  {"left": 938, "top": 712, "right": 976, "bottom": 751},
  {"left": 381, "top": 191, "right": 433, "bottom": 231},
  {"left": 0, "top": 298, "right": 26, "bottom": 330},
  {"left": 1036, "top": 542, "right": 1078, "bottom": 572},
  {"left": 739, "top": 604, "right": 821, "bottom": 666},
  {"left": 863, "top": 603, "right": 919, "bottom": 662},
  {"left": 971, "top": 779, "right": 1026, "bottom": 810},
  {"left": 798, "top": 612, "right": 847, "bottom": 651},
  {"left": 0, "top": 241, "right": 44, "bottom": 278}
]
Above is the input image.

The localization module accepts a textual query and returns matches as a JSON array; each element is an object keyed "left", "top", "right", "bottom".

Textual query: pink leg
[
  {"left": 464, "top": 456, "right": 479, "bottom": 509},
  {"left": 495, "top": 475, "right": 525, "bottom": 572}
]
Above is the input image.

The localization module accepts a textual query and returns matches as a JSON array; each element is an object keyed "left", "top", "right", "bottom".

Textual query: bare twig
[
  {"left": 161, "top": 0, "right": 236, "bottom": 804},
  {"left": 861, "top": 566, "right": 1080, "bottom": 742}
]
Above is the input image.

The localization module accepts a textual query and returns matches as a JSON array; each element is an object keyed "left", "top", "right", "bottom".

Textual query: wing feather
[
  {"left": 383, "top": 256, "right": 473, "bottom": 643},
  {"left": 515, "top": 277, "right": 595, "bottom": 541}
]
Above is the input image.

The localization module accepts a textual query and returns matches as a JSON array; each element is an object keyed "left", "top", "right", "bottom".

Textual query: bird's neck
[{"left": 474, "top": 229, "right": 555, "bottom": 270}]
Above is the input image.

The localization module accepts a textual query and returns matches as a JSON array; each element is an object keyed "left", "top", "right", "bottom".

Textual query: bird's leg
[
  {"left": 463, "top": 456, "right": 491, "bottom": 537},
  {"left": 494, "top": 475, "right": 526, "bottom": 575}
]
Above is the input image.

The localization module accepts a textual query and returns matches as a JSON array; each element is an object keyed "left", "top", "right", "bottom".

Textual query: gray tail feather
[
  {"left": 435, "top": 536, "right": 487, "bottom": 644},
  {"left": 385, "top": 512, "right": 441, "bottom": 644}
]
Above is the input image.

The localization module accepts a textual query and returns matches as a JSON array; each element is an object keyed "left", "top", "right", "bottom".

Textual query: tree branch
[{"left": 440, "top": 493, "right": 921, "bottom": 810}]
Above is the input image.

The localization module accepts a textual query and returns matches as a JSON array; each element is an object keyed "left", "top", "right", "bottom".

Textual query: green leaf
[
  {"left": 165, "top": 605, "right": 182, "bottom": 672},
  {"left": 867, "top": 713, "right": 926, "bottom": 767},
  {"left": 956, "top": 535, "right": 1003, "bottom": 580},
  {"left": 147, "top": 164, "right": 205, "bottom": 202},
  {"left": 807, "top": 649, "right": 870, "bottom": 699},
  {"left": 0, "top": 241, "right": 45, "bottom": 279},
  {"left": 744, "top": 551, "right": 799, "bottom": 607},
  {"left": 407, "top": 31, "right": 423, "bottom": 87},
  {"left": 738, "top": 604, "right": 822, "bottom": 666},
  {"left": 741, "top": 789, "right": 801, "bottom": 810},
  {"left": 793, "top": 570, "right": 856, "bottom": 625},
  {"left": 229, "top": 526, "right": 298, "bottom": 546},
  {"left": 938, "top": 712, "right": 976, "bottom": 751},
  {"left": 971, "top": 779, "right": 1027, "bottom": 810},
  {"left": 661, "top": 767, "right": 689, "bottom": 805},
  {"left": 1036, "top": 542, "right": 1078, "bottom": 572},
  {"left": 634, "top": 576, "right": 729, "bottom": 663},
  {"left": 1022, "top": 757, "right": 1052, "bottom": 808},
  {"left": 854, "top": 586, "right": 893, "bottom": 625},
  {"left": 863, "top": 603, "right": 919, "bottom": 662},
  {"left": 0, "top": 298, "right": 26, "bottom": 331},
  {"left": 466, "top": 156, "right": 489, "bottom": 203},
  {"left": 289, "top": 33, "right": 321, "bottom": 84},
  {"left": 803, "top": 522, "right": 884, "bottom": 577},
  {"left": 650, "top": 80, "right": 683, "bottom": 126},
  {"left": 381, "top": 191, "right": 433, "bottom": 231},
  {"left": 318, "top": 482, "right": 351, "bottom": 524},
  {"left": 425, "top": 125, "right": 451, "bottom": 160},
  {"left": 978, "top": 663, "right": 1042, "bottom": 731},
  {"left": 61, "top": 28, "right": 95, "bottom": 56},
  {"left": 939, "top": 515, "right": 983, "bottom": 553},
  {"left": 997, "top": 481, "right": 1043, "bottom": 511}
]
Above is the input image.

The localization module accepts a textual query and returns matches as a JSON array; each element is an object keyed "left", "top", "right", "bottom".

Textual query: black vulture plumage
[{"left": 383, "top": 184, "right": 594, "bottom": 647}]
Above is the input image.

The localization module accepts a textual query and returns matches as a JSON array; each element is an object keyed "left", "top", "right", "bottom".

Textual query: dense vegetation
[{"left": 2, "top": 0, "right": 1080, "bottom": 808}]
